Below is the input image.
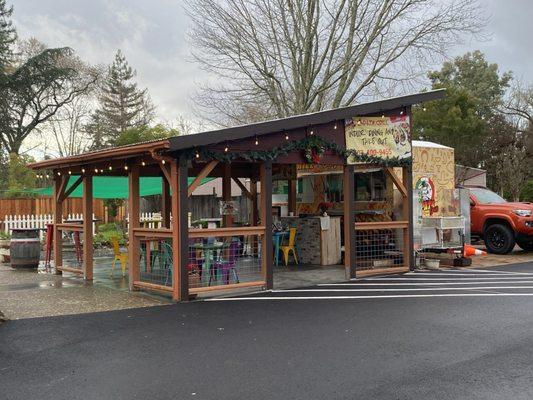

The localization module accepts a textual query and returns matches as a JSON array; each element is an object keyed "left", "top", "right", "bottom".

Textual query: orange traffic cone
[{"left": 464, "top": 245, "right": 487, "bottom": 257}]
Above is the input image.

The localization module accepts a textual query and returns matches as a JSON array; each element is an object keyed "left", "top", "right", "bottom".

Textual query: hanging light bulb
[
  {"left": 400, "top": 109, "right": 404, "bottom": 115},
  {"left": 422, "top": 107, "right": 427, "bottom": 112},
  {"left": 285, "top": 132, "right": 289, "bottom": 140},
  {"left": 141, "top": 160, "right": 146, "bottom": 166},
  {"left": 94, "top": 168, "right": 99, "bottom": 174},
  {"left": 195, "top": 150, "right": 200, "bottom": 159},
  {"left": 309, "top": 129, "right": 314, "bottom": 135},
  {"left": 81, "top": 168, "right": 86, "bottom": 174},
  {"left": 334, "top": 123, "right": 337, "bottom": 130},
  {"left": 68, "top": 170, "right": 72, "bottom": 175},
  {"left": 45, "top": 174, "right": 50, "bottom": 179},
  {"left": 357, "top": 119, "right": 361, "bottom": 125},
  {"left": 57, "top": 171, "right": 61, "bottom": 176},
  {"left": 100, "top": 169, "right": 104, "bottom": 173},
  {"left": 108, "top": 165, "right": 112, "bottom": 171},
  {"left": 254, "top": 136, "right": 259, "bottom": 145},
  {"left": 224, "top": 144, "right": 229, "bottom": 152},
  {"left": 381, "top": 113, "right": 385, "bottom": 119},
  {"left": 124, "top": 165, "right": 129, "bottom": 171},
  {"left": 162, "top": 159, "right": 166, "bottom": 165}
]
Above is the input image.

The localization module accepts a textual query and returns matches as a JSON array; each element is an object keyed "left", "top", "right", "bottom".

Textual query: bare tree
[{"left": 186, "top": 0, "right": 486, "bottom": 125}]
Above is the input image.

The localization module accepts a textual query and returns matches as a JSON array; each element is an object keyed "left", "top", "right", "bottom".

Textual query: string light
[
  {"left": 357, "top": 119, "right": 361, "bottom": 125},
  {"left": 381, "top": 113, "right": 385, "bottom": 119},
  {"left": 400, "top": 109, "right": 404, "bottom": 115},
  {"left": 334, "top": 123, "right": 337, "bottom": 130},
  {"left": 45, "top": 174, "right": 50, "bottom": 179},
  {"left": 108, "top": 165, "right": 112, "bottom": 171},
  {"left": 254, "top": 136, "right": 259, "bottom": 145},
  {"left": 94, "top": 168, "right": 99, "bottom": 174},
  {"left": 57, "top": 171, "right": 61, "bottom": 176},
  {"left": 285, "top": 132, "right": 289, "bottom": 140},
  {"left": 195, "top": 151, "right": 200, "bottom": 159},
  {"left": 100, "top": 169, "right": 104, "bottom": 173},
  {"left": 81, "top": 168, "right": 86, "bottom": 174},
  {"left": 161, "top": 159, "right": 166, "bottom": 165},
  {"left": 141, "top": 160, "right": 146, "bottom": 166},
  {"left": 124, "top": 165, "right": 129, "bottom": 171},
  {"left": 224, "top": 143, "right": 229, "bottom": 152},
  {"left": 68, "top": 170, "right": 72, "bottom": 175},
  {"left": 422, "top": 107, "right": 427, "bottom": 112},
  {"left": 309, "top": 129, "right": 314, "bottom": 135}
]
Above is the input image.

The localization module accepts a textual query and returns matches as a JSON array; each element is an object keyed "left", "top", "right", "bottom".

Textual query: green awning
[{"left": 32, "top": 176, "right": 213, "bottom": 199}]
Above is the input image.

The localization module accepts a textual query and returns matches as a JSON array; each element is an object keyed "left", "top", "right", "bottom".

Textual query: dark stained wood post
[
  {"left": 82, "top": 172, "right": 93, "bottom": 280},
  {"left": 53, "top": 174, "right": 64, "bottom": 274},
  {"left": 288, "top": 179, "right": 297, "bottom": 215},
  {"left": 171, "top": 156, "right": 189, "bottom": 301},
  {"left": 343, "top": 165, "right": 356, "bottom": 279},
  {"left": 128, "top": 164, "right": 141, "bottom": 291},
  {"left": 403, "top": 165, "right": 414, "bottom": 270},
  {"left": 162, "top": 176, "right": 171, "bottom": 228},
  {"left": 222, "top": 162, "right": 233, "bottom": 227},
  {"left": 260, "top": 161, "right": 273, "bottom": 289}
]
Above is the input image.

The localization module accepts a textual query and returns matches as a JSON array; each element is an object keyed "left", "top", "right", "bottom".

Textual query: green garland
[{"left": 181, "top": 135, "right": 412, "bottom": 167}]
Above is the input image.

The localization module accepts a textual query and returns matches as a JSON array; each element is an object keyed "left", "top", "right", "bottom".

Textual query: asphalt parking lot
[{"left": 3, "top": 264, "right": 533, "bottom": 399}]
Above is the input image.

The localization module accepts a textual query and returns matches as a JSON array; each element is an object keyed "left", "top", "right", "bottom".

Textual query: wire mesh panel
[
  {"left": 58, "top": 225, "right": 84, "bottom": 273},
  {"left": 138, "top": 239, "right": 173, "bottom": 288},
  {"left": 354, "top": 227, "right": 405, "bottom": 270},
  {"left": 188, "top": 233, "right": 263, "bottom": 290}
]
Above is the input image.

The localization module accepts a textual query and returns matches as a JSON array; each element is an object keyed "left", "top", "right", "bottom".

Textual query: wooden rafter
[
  {"left": 60, "top": 175, "right": 83, "bottom": 202},
  {"left": 188, "top": 160, "right": 218, "bottom": 197},
  {"left": 232, "top": 177, "right": 253, "bottom": 200},
  {"left": 385, "top": 168, "right": 407, "bottom": 198},
  {"left": 159, "top": 161, "right": 172, "bottom": 184}
]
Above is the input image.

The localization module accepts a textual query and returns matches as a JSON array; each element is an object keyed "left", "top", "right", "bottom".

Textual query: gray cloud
[{"left": 11, "top": 0, "right": 533, "bottom": 124}]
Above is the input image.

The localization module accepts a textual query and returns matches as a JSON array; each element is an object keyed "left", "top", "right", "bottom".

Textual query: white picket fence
[
  {"left": 2, "top": 212, "right": 170, "bottom": 240},
  {"left": 2, "top": 213, "right": 97, "bottom": 240}
]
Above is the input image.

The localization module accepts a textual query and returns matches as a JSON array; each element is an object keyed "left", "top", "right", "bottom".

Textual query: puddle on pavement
[{"left": 0, "top": 280, "right": 82, "bottom": 292}]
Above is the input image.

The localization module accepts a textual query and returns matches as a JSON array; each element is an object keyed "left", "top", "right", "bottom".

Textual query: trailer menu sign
[{"left": 345, "top": 115, "right": 411, "bottom": 164}]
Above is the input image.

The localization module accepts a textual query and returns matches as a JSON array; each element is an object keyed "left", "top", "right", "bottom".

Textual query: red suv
[{"left": 466, "top": 186, "right": 533, "bottom": 254}]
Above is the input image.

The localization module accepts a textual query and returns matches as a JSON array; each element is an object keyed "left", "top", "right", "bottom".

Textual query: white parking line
[
  {"left": 360, "top": 277, "right": 533, "bottom": 281},
  {"left": 271, "top": 286, "right": 533, "bottom": 293},
  {"left": 206, "top": 293, "right": 533, "bottom": 301},
  {"left": 318, "top": 280, "right": 533, "bottom": 286},
  {"left": 404, "top": 272, "right": 533, "bottom": 277}
]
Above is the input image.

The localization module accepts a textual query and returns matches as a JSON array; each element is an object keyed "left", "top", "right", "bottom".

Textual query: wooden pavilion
[{"left": 29, "top": 90, "right": 446, "bottom": 301}]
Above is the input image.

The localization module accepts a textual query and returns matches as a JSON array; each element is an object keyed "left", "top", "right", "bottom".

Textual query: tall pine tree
[{"left": 92, "top": 50, "right": 155, "bottom": 147}]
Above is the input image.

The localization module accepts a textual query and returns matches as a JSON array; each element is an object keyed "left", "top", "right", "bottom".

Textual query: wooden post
[
  {"left": 128, "top": 164, "right": 141, "bottom": 291},
  {"left": 260, "top": 161, "right": 273, "bottom": 289},
  {"left": 171, "top": 157, "right": 189, "bottom": 301},
  {"left": 82, "top": 172, "right": 93, "bottom": 280},
  {"left": 403, "top": 165, "right": 414, "bottom": 270},
  {"left": 162, "top": 176, "right": 171, "bottom": 228},
  {"left": 343, "top": 165, "right": 356, "bottom": 279},
  {"left": 288, "top": 179, "right": 297, "bottom": 215},
  {"left": 53, "top": 175, "right": 64, "bottom": 274},
  {"left": 222, "top": 162, "right": 233, "bottom": 227}
]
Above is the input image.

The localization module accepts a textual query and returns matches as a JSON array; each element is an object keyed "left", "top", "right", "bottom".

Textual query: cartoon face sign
[{"left": 415, "top": 177, "right": 438, "bottom": 216}]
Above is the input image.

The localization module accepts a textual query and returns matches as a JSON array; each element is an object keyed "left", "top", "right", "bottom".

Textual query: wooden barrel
[{"left": 10, "top": 228, "right": 41, "bottom": 269}]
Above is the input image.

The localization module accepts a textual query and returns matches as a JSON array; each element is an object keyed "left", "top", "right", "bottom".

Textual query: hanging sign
[{"left": 345, "top": 115, "right": 411, "bottom": 164}]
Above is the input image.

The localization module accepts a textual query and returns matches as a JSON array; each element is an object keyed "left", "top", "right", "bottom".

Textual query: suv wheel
[
  {"left": 516, "top": 239, "right": 533, "bottom": 252},
  {"left": 484, "top": 224, "right": 515, "bottom": 254}
]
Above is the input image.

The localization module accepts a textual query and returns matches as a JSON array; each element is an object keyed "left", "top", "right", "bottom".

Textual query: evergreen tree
[{"left": 93, "top": 50, "right": 155, "bottom": 147}]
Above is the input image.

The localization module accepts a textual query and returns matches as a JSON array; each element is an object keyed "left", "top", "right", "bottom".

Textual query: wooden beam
[
  {"left": 403, "top": 165, "right": 414, "bottom": 271},
  {"left": 232, "top": 177, "right": 252, "bottom": 200},
  {"left": 53, "top": 175, "right": 64, "bottom": 275},
  {"left": 55, "top": 174, "right": 69, "bottom": 203},
  {"left": 354, "top": 221, "right": 409, "bottom": 230},
  {"left": 188, "top": 160, "right": 218, "bottom": 196},
  {"left": 288, "top": 179, "right": 297, "bottom": 215},
  {"left": 222, "top": 162, "right": 233, "bottom": 227},
  {"left": 189, "top": 280, "right": 266, "bottom": 294},
  {"left": 60, "top": 175, "right": 83, "bottom": 202},
  {"left": 162, "top": 176, "right": 171, "bottom": 228},
  {"left": 171, "top": 157, "right": 189, "bottom": 301},
  {"left": 159, "top": 161, "right": 172, "bottom": 184},
  {"left": 385, "top": 168, "right": 407, "bottom": 198},
  {"left": 343, "top": 165, "right": 356, "bottom": 279},
  {"left": 260, "top": 161, "right": 273, "bottom": 289},
  {"left": 128, "top": 164, "right": 141, "bottom": 291},
  {"left": 82, "top": 172, "right": 93, "bottom": 280}
]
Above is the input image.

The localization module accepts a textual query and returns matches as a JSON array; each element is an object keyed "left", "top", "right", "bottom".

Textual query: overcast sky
[{"left": 12, "top": 0, "right": 533, "bottom": 125}]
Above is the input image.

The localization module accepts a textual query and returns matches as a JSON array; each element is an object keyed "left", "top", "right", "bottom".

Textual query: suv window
[{"left": 470, "top": 188, "right": 507, "bottom": 204}]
